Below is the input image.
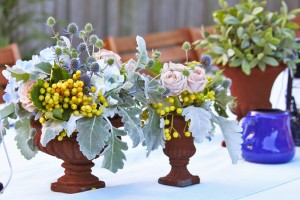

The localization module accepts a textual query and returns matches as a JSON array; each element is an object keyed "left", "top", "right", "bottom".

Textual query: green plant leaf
[
  {"left": 35, "top": 62, "right": 52, "bottom": 74},
  {"left": 224, "top": 16, "right": 240, "bottom": 25},
  {"left": 237, "top": 27, "right": 244, "bottom": 39},
  {"left": 241, "top": 14, "right": 255, "bottom": 24},
  {"left": 229, "top": 58, "right": 243, "bottom": 67},
  {"left": 252, "top": 7, "right": 263, "bottom": 15},
  {"left": 145, "top": 60, "right": 163, "bottom": 77},
  {"left": 7, "top": 68, "right": 30, "bottom": 82},
  {"left": 30, "top": 79, "right": 45, "bottom": 110},
  {"left": 0, "top": 103, "right": 15, "bottom": 119},
  {"left": 248, "top": 23, "right": 255, "bottom": 36},
  {"left": 66, "top": 115, "right": 83, "bottom": 136},
  {"left": 249, "top": 58, "right": 259, "bottom": 69},
  {"left": 263, "top": 56, "right": 279, "bottom": 66},
  {"left": 14, "top": 118, "right": 38, "bottom": 160},
  {"left": 136, "top": 36, "right": 149, "bottom": 69},
  {"left": 76, "top": 116, "right": 110, "bottom": 160},
  {"left": 211, "top": 115, "right": 242, "bottom": 164},
  {"left": 40, "top": 120, "right": 67, "bottom": 147},
  {"left": 50, "top": 62, "right": 70, "bottom": 83},
  {"left": 258, "top": 61, "right": 266, "bottom": 71},
  {"left": 142, "top": 107, "right": 164, "bottom": 156},
  {"left": 242, "top": 60, "right": 251, "bottom": 75},
  {"left": 117, "top": 106, "right": 143, "bottom": 147},
  {"left": 182, "top": 106, "right": 212, "bottom": 143},
  {"left": 102, "top": 127, "right": 128, "bottom": 173}
]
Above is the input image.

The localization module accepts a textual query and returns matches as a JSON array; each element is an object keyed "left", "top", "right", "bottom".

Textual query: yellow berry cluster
[
  {"left": 38, "top": 70, "right": 108, "bottom": 123},
  {"left": 152, "top": 100, "right": 182, "bottom": 117},
  {"left": 57, "top": 130, "right": 67, "bottom": 141},
  {"left": 164, "top": 118, "right": 192, "bottom": 141}
]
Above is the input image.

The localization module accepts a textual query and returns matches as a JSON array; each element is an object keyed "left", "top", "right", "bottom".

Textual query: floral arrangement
[
  {"left": 131, "top": 39, "right": 242, "bottom": 163},
  {"left": 0, "top": 17, "right": 146, "bottom": 173}
]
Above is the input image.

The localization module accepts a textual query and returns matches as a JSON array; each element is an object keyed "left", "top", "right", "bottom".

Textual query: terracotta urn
[
  {"left": 32, "top": 117, "right": 123, "bottom": 193},
  {"left": 158, "top": 115, "right": 200, "bottom": 187},
  {"left": 222, "top": 65, "right": 286, "bottom": 121}
]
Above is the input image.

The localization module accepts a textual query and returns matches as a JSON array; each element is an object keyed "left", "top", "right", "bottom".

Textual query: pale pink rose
[
  {"left": 124, "top": 60, "right": 137, "bottom": 72},
  {"left": 187, "top": 67, "right": 207, "bottom": 94},
  {"left": 18, "top": 81, "right": 37, "bottom": 112},
  {"left": 93, "top": 49, "right": 122, "bottom": 69},
  {"left": 160, "top": 71, "right": 187, "bottom": 96},
  {"left": 161, "top": 62, "right": 186, "bottom": 73}
]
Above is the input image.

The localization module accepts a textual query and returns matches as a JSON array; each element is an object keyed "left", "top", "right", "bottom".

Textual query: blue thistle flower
[
  {"left": 69, "top": 58, "right": 79, "bottom": 73},
  {"left": 89, "top": 34, "right": 99, "bottom": 45},
  {"left": 90, "top": 62, "right": 100, "bottom": 73},
  {"left": 80, "top": 74, "right": 91, "bottom": 87},
  {"left": 200, "top": 55, "right": 212, "bottom": 66},
  {"left": 77, "top": 42, "right": 87, "bottom": 53},
  {"left": 87, "top": 56, "right": 96, "bottom": 63},
  {"left": 67, "top": 23, "right": 79, "bottom": 35}
]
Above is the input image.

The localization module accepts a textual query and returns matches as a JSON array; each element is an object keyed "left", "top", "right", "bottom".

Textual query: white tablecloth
[{"left": 1, "top": 69, "right": 300, "bottom": 200}]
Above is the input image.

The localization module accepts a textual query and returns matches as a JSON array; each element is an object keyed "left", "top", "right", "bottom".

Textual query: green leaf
[
  {"left": 237, "top": 27, "right": 244, "bottom": 39},
  {"left": 7, "top": 68, "right": 30, "bottom": 82},
  {"left": 136, "top": 36, "right": 149, "bottom": 69},
  {"left": 263, "top": 57, "right": 279, "bottom": 66},
  {"left": 215, "top": 90, "right": 235, "bottom": 117},
  {"left": 30, "top": 79, "right": 45, "bottom": 110},
  {"left": 14, "top": 118, "right": 38, "bottom": 160},
  {"left": 50, "top": 62, "right": 70, "bottom": 83},
  {"left": 252, "top": 7, "right": 263, "bottom": 15},
  {"left": 182, "top": 106, "right": 212, "bottom": 143},
  {"left": 35, "top": 62, "right": 52, "bottom": 74},
  {"left": 286, "top": 22, "right": 300, "bottom": 30},
  {"left": 142, "top": 107, "right": 164, "bottom": 156},
  {"left": 258, "top": 61, "right": 266, "bottom": 71},
  {"left": 40, "top": 120, "right": 67, "bottom": 146},
  {"left": 117, "top": 107, "right": 143, "bottom": 147},
  {"left": 248, "top": 23, "right": 255, "bottom": 35},
  {"left": 241, "top": 40, "right": 250, "bottom": 49},
  {"left": 145, "top": 60, "right": 163, "bottom": 77},
  {"left": 0, "top": 103, "right": 15, "bottom": 119},
  {"left": 66, "top": 115, "right": 83, "bottom": 136},
  {"left": 229, "top": 58, "right": 243, "bottom": 67},
  {"left": 211, "top": 115, "right": 242, "bottom": 164},
  {"left": 102, "top": 127, "right": 128, "bottom": 173},
  {"left": 76, "top": 116, "right": 110, "bottom": 160},
  {"left": 233, "top": 47, "right": 243, "bottom": 58},
  {"left": 241, "top": 14, "right": 255, "bottom": 24},
  {"left": 224, "top": 16, "right": 240, "bottom": 25},
  {"left": 242, "top": 60, "right": 251, "bottom": 75},
  {"left": 212, "top": 46, "right": 225, "bottom": 55},
  {"left": 249, "top": 58, "right": 259, "bottom": 69}
]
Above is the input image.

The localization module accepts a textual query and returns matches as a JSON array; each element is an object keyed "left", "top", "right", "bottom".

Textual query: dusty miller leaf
[
  {"left": 142, "top": 107, "right": 165, "bottom": 156},
  {"left": 117, "top": 106, "right": 143, "bottom": 147},
  {"left": 76, "top": 116, "right": 110, "bottom": 160},
  {"left": 66, "top": 114, "right": 83, "bottom": 136},
  {"left": 102, "top": 127, "right": 128, "bottom": 173},
  {"left": 136, "top": 36, "right": 149, "bottom": 68},
  {"left": 182, "top": 106, "right": 212, "bottom": 143},
  {"left": 212, "top": 115, "right": 243, "bottom": 164},
  {"left": 41, "top": 120, "right": 67, "bottom": 147},
  {"left": 14, "top": 118, "right": 38, "bottom": 159}
]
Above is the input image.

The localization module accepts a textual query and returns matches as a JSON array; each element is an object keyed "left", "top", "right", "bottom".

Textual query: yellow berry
[
  {"left": 39, "top": 117, "right": 46, "bottom": 124},
  {"left": 168, "top": 97, "right": 175, "bottom": 104},
  {"left": 189, "top": 94, "right": 196, "bottom": 100},
  {"left": 185, "top": 131, "right": 191, "bottom": 137},
  {"left": 88, "top": 96, "right": 93, "bottom": 102},
  {"left": 164, "top": 119, "right": 170, "bottom": 125},
  {"left": 91, "top": 86, "right": 96, "bottom": 93},
  {"left": 91, "top": 103, "right": 97, "bottom": 109},
  {"left": 40, "top": 88, "right": 46, "bottom": 94},
  {"left": 73, "top": 74, "right": 78, "bottom": 80},
  {"left": 71, "top": 104, "right": 77, "bottom": 110},
  {"left": 77, "top": 92, "right": 83, "bottom": 98},
  {"left": 82, "top": 111, "right": 87, "bottom": 117},
  {"left": 61, "top": 131, "right": 67, "bottom": 137},
  {"left": 87, "top": 112, "right": 93, "bottom": 118},
  {"left": 92, "top": 109, "right": 97, "bottom": 115},
  {"left": 173, "top": 132, "right": 179, "bottom": 138},
  {"left": 64, "top": 97, "right": 70, "bottom": 103},
  {"left": 103, "top": 102, "right": 109, "bottom": 107},
  {"left": 64, "top": 90, "right": 70, "bottom": 97},
  {"left": 54, "top": 104, "right": 60, "bottom": 109},
  {"left": 58, "top": 135, "right": 63, "bottom": 141},
  {"left": 158, "top": 103, "right": 163, "bottom": 109},
  {"left": 164, "top": 129, "right": 170, "bottom": 134},
  {"left": 78, "top": 81, "right": 84, "bottom": 87},
  {"left": 71, "top": 88, "right": 78, "bottom": 95},
  {"left": 165, "top": 107, "right": 170, "bottom": 113},
  {"left": 57, "top": 82, "right": 62, "bottom": 88},
  {"left": 86, "top": 105, "right": 92, "bottom": 113},
  {"left": 96, "top": 110, "right": 102, "bottom": 116},
  {"left": 39, "top": 95, "right": 44, "bottom": 101},
  {"left": 170, "top": 106, "right": 176, "bottom": 111},
  {"left": 81, "top": 106, "right": 86, "bottom": 112},
  {"left": 160, "top": 110, "right": 165, "bottom": 116},
  {"left": 183, "top": 97, "right": 189, "bottom": 103},
  {"left": 152, "top": 104, "right": 158, "bottom": 109},
  {"left": 76, "top": 70, "right": 82, "bottom": 76},
  {"left": 44, "top": 82, "right": 49, "bottom": 88},
  {"left": 73, "top": 110, "right": 80, "bottom": 116},
  {"left": 176, "top": 108, "right": 182, "bottom": 114},
  {"left": 99, "top": 96, "right": 106, "bottom": 103},
  {"left": 52, "top": 83, "right": 57, "bottom": 89},
  {"left": 73, "top": 82, "right": 78, "bottom": 88},
  {"left": 68, "top": 79, "right": 74, "bottom": 84},
  {"left": 77, "top": 98, "right": 83, "bottom": 104}
]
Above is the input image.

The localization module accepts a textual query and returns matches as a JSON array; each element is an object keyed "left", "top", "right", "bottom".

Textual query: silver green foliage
[
  {"left": 76, "top": 116, "right": 110, "bottom": 160},
  {"left": 196, "top": 0, "right": 300, "bottom": 75},
  {"left": 40, "top": 120, "right": 67, "bottom": 147},
  {"left": 136, "top": 36, "right": 149, "bottom": 69}
]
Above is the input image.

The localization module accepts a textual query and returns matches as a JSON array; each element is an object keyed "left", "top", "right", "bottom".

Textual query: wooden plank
[
  {"left": 0, "top": 90, "right": 5, "bottom": 104},
  {"left": 0, "top": 43, "right": 20, "bottom": 66},
  {"left": 0, "top": 68, "right": 8, "bottom": 86}
]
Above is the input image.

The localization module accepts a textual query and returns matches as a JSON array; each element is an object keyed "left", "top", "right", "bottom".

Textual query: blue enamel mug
[{"left": 241, "top": 109, "right": 295, "bottom": 164}]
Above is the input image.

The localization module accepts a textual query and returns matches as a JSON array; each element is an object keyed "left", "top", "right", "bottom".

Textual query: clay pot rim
[{"left": 249, "top": 109, "right": 288, "bottom": 116}]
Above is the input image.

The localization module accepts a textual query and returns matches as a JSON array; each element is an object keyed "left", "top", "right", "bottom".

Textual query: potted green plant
[{"left": 195, "top": 0, "right": 300, "bottom": 120}]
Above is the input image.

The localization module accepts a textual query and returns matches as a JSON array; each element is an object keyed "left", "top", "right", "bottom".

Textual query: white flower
[
  {"left": 2, "top": 70, "right": 19, "bottom": 103},
  {"left": 187, "top": 67, "right": 207, "bottom": 94},
  {"left": 17, "top": 80, "right": 37, "bottom": 112},
  {"left": 160, "top": 70, "right": 187, "bottom": 96}
]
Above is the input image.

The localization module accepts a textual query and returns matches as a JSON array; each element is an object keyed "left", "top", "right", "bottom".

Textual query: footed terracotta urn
[
  {"left": 32, "top": 117, "right": 123, "bottom": 193},
  {"left": 158, "top": 115, "right": 200, "bottom": 187}
]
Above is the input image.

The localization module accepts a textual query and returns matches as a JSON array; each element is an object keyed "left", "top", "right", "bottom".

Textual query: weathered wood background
[{"left": 23, "top": 0, "right": 300, "bottom": 52}]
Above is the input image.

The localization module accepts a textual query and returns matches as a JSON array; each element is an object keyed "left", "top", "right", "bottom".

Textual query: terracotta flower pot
[
  {"left": 32, "top": 117, "right": 123, "bottom": 194},
  {"left": 158, "top": 115, "right": 200, "bottom": 187},
  {"left": 222, "top": 65, "right": 286, "bottom": 121}
]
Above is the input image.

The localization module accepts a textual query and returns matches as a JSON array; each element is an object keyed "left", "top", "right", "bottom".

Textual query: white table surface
[{"left": 1, "top": 69, "right": 300, "bottom": 200}]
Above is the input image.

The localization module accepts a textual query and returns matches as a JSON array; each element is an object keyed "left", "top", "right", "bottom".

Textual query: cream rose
[
  {"left": 161, "top": 62, "right": 186, "bottom": 73},
  {"left": 160, "top": 70, "right": 187, "bottom": 96},
  {"left": 187, "top": 67, "right": 207, "bottom": 94},
  {"left": 18, "top": 81, "right": 37, "bottom": 112},
  {"left": 93, "top": 49, "right": 122, "bottom": 69}
]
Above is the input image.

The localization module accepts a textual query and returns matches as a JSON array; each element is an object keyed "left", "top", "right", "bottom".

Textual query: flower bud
[
  {"left": 182, "top": 41, "right": 191, "bottom": 51},
  {"left": 85, "top": 23, "right": 93, "bottom": 33},
  {"left": 107, "top": 58, "right": 115, "bottom": 65},
  {"left": 95, "top": 40, "right": 104, "bottom": 49},
  {"left": 67, "top": 23, "right": 79, "bottom": 35},
  {"left": 200, "top": 55, "right": 212, "bottom": 66},
  {"left": 55, "top": 47, "right": 62, "bottom": 56},
  {"left": 47, "top": 16, "right": 56, "bottom": 27},
  {"left": 89, "top": 34, "right": 99, "bottom": 45},
  {"left": 152, "top": 50, "right": 161, "bottom": 59}
]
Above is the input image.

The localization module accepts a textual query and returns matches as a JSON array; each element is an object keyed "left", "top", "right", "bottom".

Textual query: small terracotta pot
[
  {"left": 158, "top": 115, "right": 200, "bottom": 187},
  {"left": 32, "top": 117, "right": 123, "bottom": 194},
  {"left": 222, "top": 65, "right": 286, "bottom": 121}
]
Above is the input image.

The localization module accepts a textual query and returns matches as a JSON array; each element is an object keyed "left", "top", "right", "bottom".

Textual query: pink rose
[
  {"left": 93, "top": 49, "right": 122, "bottom": 69},
  {"left": 160, "top": 70, "right": 187, "bottom": 96},
  {"left": 18, "top": 81, "right": 37, "bottom": 112},
  {"left": 124, "top": 60, "right": 137, "bottom": 72},
  {"left": 187, "top": 67, "right": 207, "bottom": 94},
  {"left": 161, "top": 62, "right": 186, "bottom": 73}
]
